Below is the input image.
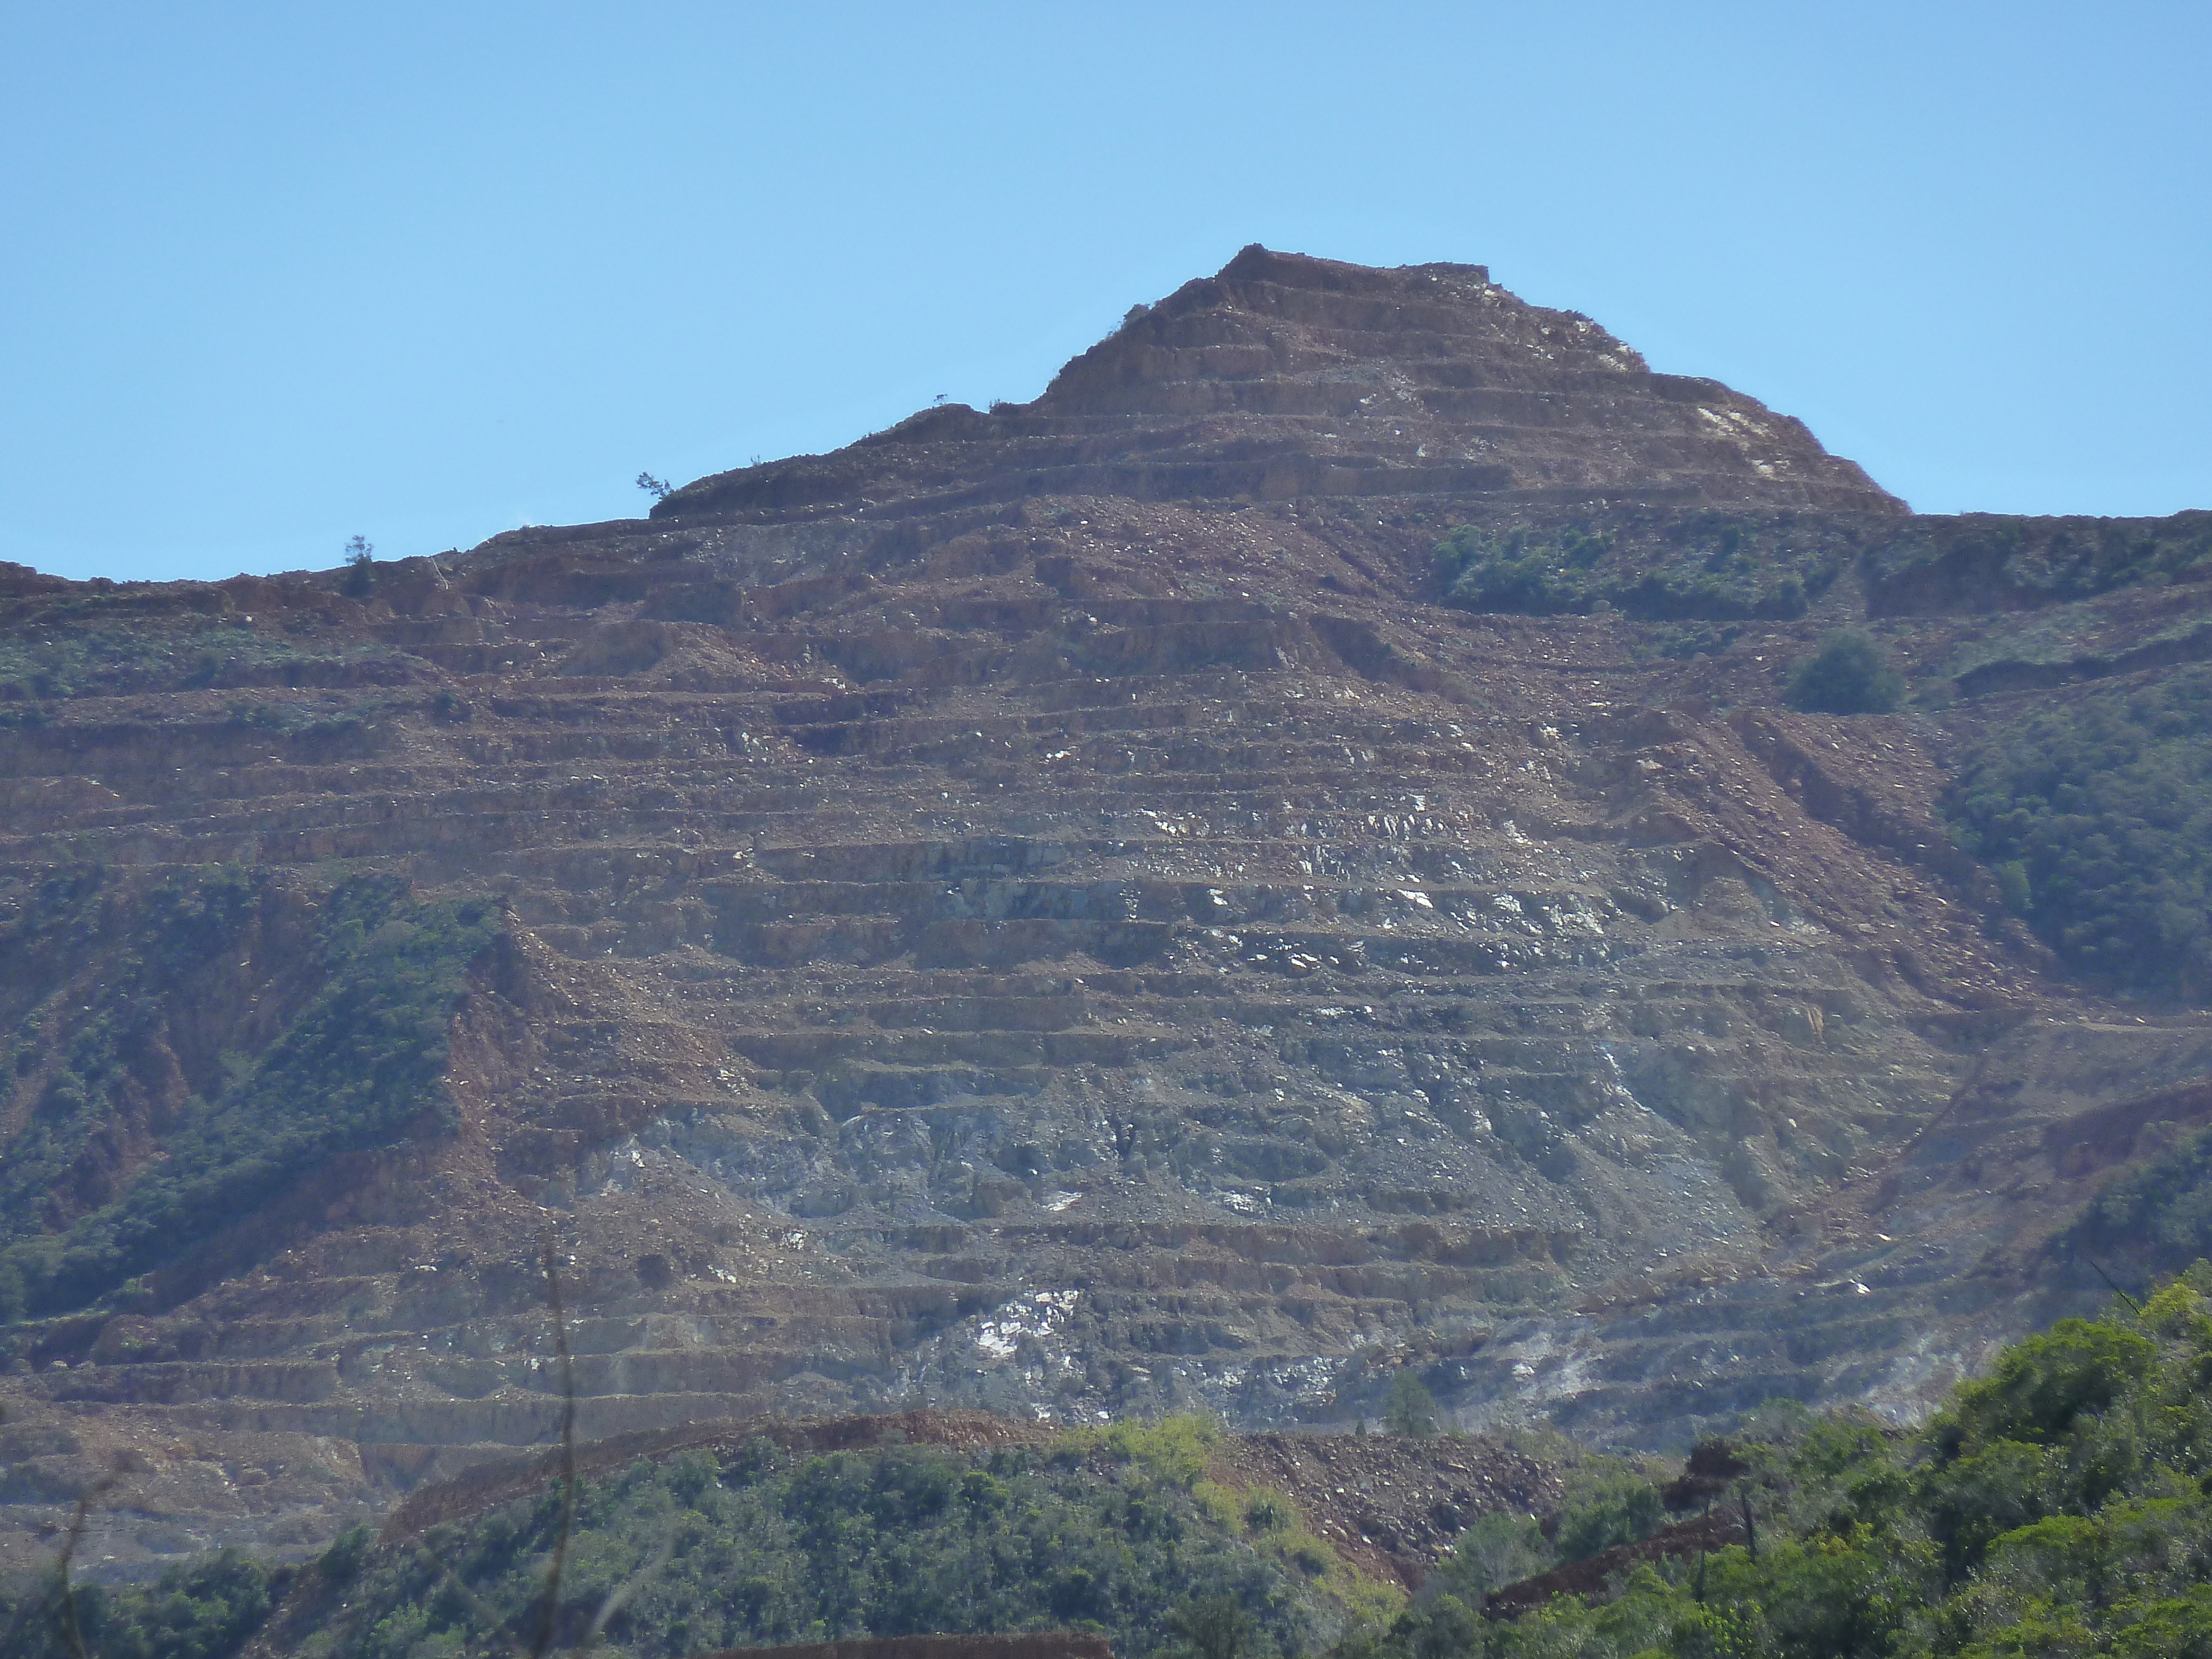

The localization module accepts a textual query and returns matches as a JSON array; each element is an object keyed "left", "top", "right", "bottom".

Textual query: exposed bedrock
[{"left": 1, "top": 248, "right": 2205, "bottom": 1578}]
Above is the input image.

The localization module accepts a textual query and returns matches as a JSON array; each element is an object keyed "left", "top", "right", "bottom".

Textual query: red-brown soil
[
  {"left": 1211, "top": 1430, "right": 1557, "bottom": 1586},
  {"left": 1483, "top": 1509, "right": 1746, "bottom": 1618},
  {"left": 1, "top": 247, "right": 2206, "bottom": 1580}
]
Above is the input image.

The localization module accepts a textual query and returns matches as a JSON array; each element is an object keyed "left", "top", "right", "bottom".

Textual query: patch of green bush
[
  {"left": 1785, "top": 629, "right": 1905, "bottom": 714},
  {"left": 1416, "top": 1510, "right": 1551, "bottom": 1605},
  {"left": 0, "top": 871, "right": 501, "bottom": 1320},
  {"left": 1381, "top": 1371, "right": 1438, "bottom": 1439},
  {"left": 1434, "top": 512, "right": 1852, "bottom": 621},
  {"left": 1550, "top": 1472, "right": 1666, "bottom": 1563},
  {"left": 1434, "top": 526, "right": 1611, "bottom": 615},
  {"left": 1944, "top": 663, "right": 2212, "bottom": 1000},
  {"left": 1867, "top": 511, "right": 2212, "bottom": 606},
  {"left": 0, "top": 864, "right": 268, "bottom": 1251}
]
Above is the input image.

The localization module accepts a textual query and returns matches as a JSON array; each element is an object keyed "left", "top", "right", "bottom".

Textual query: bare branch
[
  {"left": 2080, "top": 1250, "right": 2146, "bottom": 1318},
  {"left": 581, "top": 1520, "right": 677, "bottom": 1650},
  {"left": 53, "top": 1458, "right": 123, "bottom": 1659},
  {"left": 529, "top": 1234, "right": 580, "bottom": 1659},
  {"left": 404, "top": 1540, "right": 509, "bottom": 1646}
]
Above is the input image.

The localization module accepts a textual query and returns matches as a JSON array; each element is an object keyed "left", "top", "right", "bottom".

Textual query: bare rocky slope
[{"left": 2, "top": 247, "right": 2208, "bottom": 1580}]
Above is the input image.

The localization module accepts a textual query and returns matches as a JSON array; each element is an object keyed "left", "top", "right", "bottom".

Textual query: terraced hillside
[{"left": 1, "top": 247, "right": 2207, "bottom": 1581}]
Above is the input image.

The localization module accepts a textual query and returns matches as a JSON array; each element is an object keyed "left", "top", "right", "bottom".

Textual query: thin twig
[
  {"left": 2080, "top": 1251, "right": 2145, "bottom": 1318},
  {"left": 53, "top": 1460, "right": 122, "bottom": 1659},
  {"left": 1694, "top": 1497, "right": 1709, "bottom": 1603},
  {"left": 530, "top": 1235, "right": 580, "bottom": 1659},
  {"left": 404, "top": 1541, "right": 509, "bottom": 1645},
  {"left": 581, "top": 1520, "right": 677, "bottom": 1650}
]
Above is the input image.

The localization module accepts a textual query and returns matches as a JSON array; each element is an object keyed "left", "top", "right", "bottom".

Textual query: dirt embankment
[
  {"left": 1210, "top": 1430, "right": 1558, "bottom": 1587},
  {"left": 1484, "top": 1509, "right": 1746, "bottom": 1618}
]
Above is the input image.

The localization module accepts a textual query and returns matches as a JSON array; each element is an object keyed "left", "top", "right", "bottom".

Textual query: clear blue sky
[{"left": 4, "top": 3, "right": 2206, "bottom": 583}]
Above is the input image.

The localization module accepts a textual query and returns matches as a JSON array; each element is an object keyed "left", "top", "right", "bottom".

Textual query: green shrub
[
  {"left": 1433, "top": 525, "right": 1609, "bottom": 615},
  {"left": 1422, "top": 1510, "right": 1550, "bottom": 1602},
  {"left": 1941, "top": 1319, "right": 2156, "bottom": 1451},
  {"left": 1433, "top": 512, "right": 1849, "bottom": 621},
  {"left": 1551, "top": 1473, "right": 1665, "bottom": 1563},
  {"left": 1865, "top": 511, "right": 2212, "bottom": 605},
  {"left": 1168, "top": 1594, "right": 1254, "bottom": 1659},
  {"left": 1059, "top": 1412, "right": 1223, "bottom": 1488},
  {"left": 1785, "top": 630, "right": 1904, "bottom": 714},
  {"left": 342, "top": 535, "right": 374, "bottom": 598},
  {"left": 1382, "top": 1370, "right": 1438, "bottom": 1438}
]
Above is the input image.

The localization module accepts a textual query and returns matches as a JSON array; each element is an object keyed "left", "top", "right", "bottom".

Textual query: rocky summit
[
  {"left": 2, "top": 246, "right": 2208, "bottom": 1578},
  {"left": 660, "top": 244, "right": 1899, "bottom": 521}
]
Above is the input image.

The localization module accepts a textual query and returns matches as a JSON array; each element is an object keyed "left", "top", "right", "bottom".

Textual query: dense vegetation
[
  {"left": 1433, "top": 514, "right": 1856, "bottom": 620},
  {"left": 0, "top": 1419, "right": 1380, "bottom": 1659},
  {"left": 0, "top": 869, "right": 502, "bottom": 1321},
  {"left": 2067, "top": 1124, "right": 2212, "bottom": 1275},
  {"left": 1944, "top": 663, "right": 2212, "bottom": 1001},
  {"left": 0, "top": 1551, "right": 283, "bottom": 1659}
]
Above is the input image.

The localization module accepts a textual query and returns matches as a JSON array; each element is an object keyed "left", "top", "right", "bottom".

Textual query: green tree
[
  {"left": 1170, "top": 1594, "right": 1253, "bottom": 1659},
  {"left": 1383, "top": 1370, "right": 1438, "bottom": 1437},
  {"left": 341, "top": 534, "right": 374, "bottom": 597},
  {"left": 1786, "top": 629, "right": 1904, "bottom": 714}
]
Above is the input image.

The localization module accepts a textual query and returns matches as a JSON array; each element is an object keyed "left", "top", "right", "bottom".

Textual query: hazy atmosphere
[{"left": 5, "top": 2, "right": 2208, "bottom": 582}]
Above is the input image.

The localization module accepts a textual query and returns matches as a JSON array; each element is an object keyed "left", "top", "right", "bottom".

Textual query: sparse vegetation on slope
[
  {"left": 0, "top": 617, "right": 418, "bottom": 703},
  {"left": 1867, "top": 513, "right": 2212, "bottom": 610},
  {"left": 1433, "top": 513, "right": 1857, "bottom": 620},
  {"left": 0, "top": 871, "right": 501, "bottom": 1321},
  {"left": 2066, "top": 1123, "right": 2212, "bottom": 1273},
  {"left": 0, "top": 1549, "right": 282, "bottom": 1659},
  {"left": 1944, "top": 662, "right": 2212, "bottom": 1001}
]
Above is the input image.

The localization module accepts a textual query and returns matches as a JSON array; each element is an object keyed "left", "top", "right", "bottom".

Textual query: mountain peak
[{"left": 657, "top": 247, "right": 1902, "bottom": 521}]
